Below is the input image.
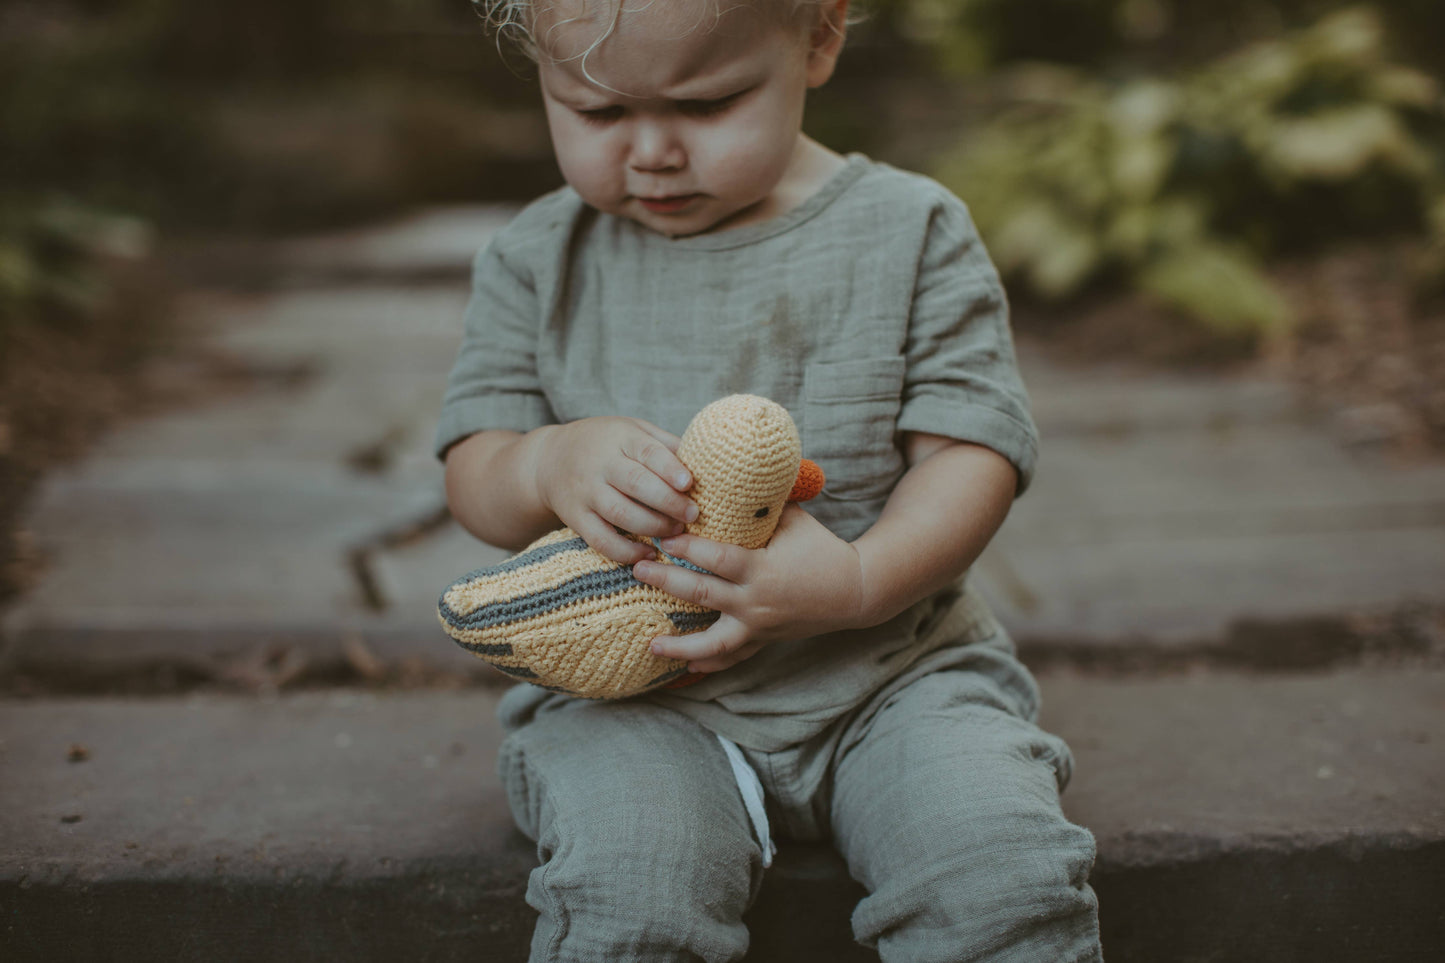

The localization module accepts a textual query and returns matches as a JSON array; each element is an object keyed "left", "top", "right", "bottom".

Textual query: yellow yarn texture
[{"left": 438, "top": 395, "right": 805, "bottom": 699}]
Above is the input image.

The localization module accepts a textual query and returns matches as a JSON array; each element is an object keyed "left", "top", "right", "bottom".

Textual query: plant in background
[
  {"left": 882, "top": 0, "right": 1445, "bottom": 79},
  {"left": 885, "top": 0, "right": 1123, "bottom": 74},
  {"left": 0, "top": 199, "right": 153, "bottom": 359},
  {"left": 935, "top": 6, "right": 1445, "bottom": 337},
  {"left": 0, "top": 0, "right": 548, "bottom": 233}
]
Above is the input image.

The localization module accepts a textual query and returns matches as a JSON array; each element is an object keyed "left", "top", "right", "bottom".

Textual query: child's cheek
[{"left": 552, "top": 129, "right": 620, "bottom": 210}]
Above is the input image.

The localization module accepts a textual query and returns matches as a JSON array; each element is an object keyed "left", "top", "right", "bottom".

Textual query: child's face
[{"left": 535, "top": 1, "right": 844, "bottom": 237}]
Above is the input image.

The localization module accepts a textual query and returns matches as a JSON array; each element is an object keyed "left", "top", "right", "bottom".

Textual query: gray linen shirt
[{"left": 436, "top": 154, "right": 1038, "bottom": 750}]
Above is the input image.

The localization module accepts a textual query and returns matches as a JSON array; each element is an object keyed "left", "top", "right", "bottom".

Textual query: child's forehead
[{"left": 533, "top": 0, "right": 802, "bottom": 62}]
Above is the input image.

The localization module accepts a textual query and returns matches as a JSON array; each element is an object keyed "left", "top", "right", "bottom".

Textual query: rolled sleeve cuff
[
  {"left": 433, "top": 395, "right": 555, "bottom": 460},
  {"left": 897, "top": 400, "right": 1038, "bottom": 495}
]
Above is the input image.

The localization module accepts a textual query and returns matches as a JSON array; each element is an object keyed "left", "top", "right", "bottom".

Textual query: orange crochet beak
[{"left": 788, "top": 459, "right": 825, "bottom": 502}]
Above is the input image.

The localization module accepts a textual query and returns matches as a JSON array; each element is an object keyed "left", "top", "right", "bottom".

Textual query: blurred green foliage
[
  {"left": 0, "top": 197, "right": 154, "bottom": 358},
  {"left": 881, "top": 0, "right": 1444, "bottom": 77},
  {"left": 934, "top": 7, "right": 1445, "bottom": 334},
  {"left": 0, "top": 0, "right": 551, "bottom": 233},
  {"left": 0, "top": 0, "right": 551, "bottom": 349},
  {"left": 5, "top": 0, "right": 1445, "bottom": 345}
]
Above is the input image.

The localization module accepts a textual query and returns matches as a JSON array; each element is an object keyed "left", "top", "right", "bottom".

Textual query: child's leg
[
  {"left": 498, "top": 694, "right": 766, "bottom": 963},
  {"left": 829, "top": 666, "right": 1102, "bottom": 963}
]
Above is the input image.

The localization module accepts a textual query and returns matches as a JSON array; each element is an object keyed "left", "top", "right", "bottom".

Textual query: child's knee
[
  {"left": 521, "top": 788, "right": 762, "bottom": 963},
  {"left": 497, "top": 729, "right": 544, "bottom": 841},
  {"left": 497, "top": 703, "right": 767, "bottom": 937},
  {"left": 853, "top": 820, "right": 1100, "bottom": 963}
]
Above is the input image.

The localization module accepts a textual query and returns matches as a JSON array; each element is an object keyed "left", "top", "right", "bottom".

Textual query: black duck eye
[{"left": 754, "top": 507, "right": 770, "bottom": 518}]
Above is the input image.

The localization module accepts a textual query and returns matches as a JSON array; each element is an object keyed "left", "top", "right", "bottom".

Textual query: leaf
[
  {"left": 1262, "top": 105, "right": 1423, "bottom": 181},
  {"left": 1369, "top": 67, "right": 1441, "bottom": 110},
  {"left": 1104, "top": 197, "right": 1207, "bottom": 261},
  {"left": 1428, "top": 195, "right": 1445, "bottom": 239},
  {"left": 1108, "top": 80, "right": 1178, "bottom": 137},
  {"left": 0, "top": 241, "right": 39, "bottom": 304},
  {"left": 1030, "top": 228, "right": 1103, "bottom": 299},
  {"left": 1300, "top": 6, "right": 1385, "bottom": 68},
  {"left": 992, "top": 202, "right": 1103, "bottom": 299},
  {"left": 1111, "top": 134, "right": 1172, "bottom": 200},
  {"left": 1137, "top": 243, "right": 1292, "bottom": 334},
  {"left": 991, "top": 203, "right": 1102, "bottom": 299}
]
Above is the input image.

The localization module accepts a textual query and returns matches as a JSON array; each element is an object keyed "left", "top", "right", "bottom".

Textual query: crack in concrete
[
  {"left": 1009, "top": 500, "right": 1445, "bottom": 546},
  {"left": 344, "top": 502, "right": 454, "bottom": 613},
  {"left": 1020, "top": 604, "right": 1445, "bottom": 674}
]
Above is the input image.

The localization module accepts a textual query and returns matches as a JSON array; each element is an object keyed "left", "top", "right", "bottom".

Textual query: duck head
[{"left": 676, "top": 395, "right": 824, "bottom": 550}]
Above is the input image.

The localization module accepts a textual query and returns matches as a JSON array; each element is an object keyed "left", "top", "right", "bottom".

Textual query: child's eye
[
  {"left": 678, "top": 93, "right": 742, "bottom": 118},
  {"left": 577, "top": 106, "right": 624, "bottom": 126}
]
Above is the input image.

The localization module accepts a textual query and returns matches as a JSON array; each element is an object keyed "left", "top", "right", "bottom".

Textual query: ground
[
  {"left": 3, "top": 229, "right": 1443, "bottom": 610},
  {"left": 1015, "top": 238, "right": 1445, "bottom": 457},
  {"left": 0, "top": 257, "right": 171, "bottom": 606},
  {"left": 0, "top": 249, "right": 286, "bottom": 606}
]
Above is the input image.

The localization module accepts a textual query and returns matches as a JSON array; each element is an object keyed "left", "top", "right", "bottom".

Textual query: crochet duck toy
[{"left": 437, "top": 395, "right": 825, "bottom": 699}]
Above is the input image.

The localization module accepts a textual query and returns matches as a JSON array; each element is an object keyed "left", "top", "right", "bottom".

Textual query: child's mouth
[{"left": 637, "top": 194, "right": 700, "bottom": 214}]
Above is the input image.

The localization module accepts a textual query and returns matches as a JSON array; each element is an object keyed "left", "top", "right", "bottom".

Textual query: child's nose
[{"left": 628, "top": 119, "right": 686, "bottom": 172}]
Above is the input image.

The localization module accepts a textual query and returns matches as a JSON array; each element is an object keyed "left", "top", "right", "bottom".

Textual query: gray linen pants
[{"left": 497, "top": 641, "right": 1102, "bottom": 962}]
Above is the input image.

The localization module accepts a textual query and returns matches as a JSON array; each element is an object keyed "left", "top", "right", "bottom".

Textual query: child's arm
[
  {"left": 444, "top": 418, "right": 700, "bottom": 565},
  {"left": 636, "top": 432, "right": 1017, "bottom": 672}
]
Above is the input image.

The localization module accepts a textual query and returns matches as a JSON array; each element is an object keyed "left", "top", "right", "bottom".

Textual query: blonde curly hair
[{"left": 477, "top": 0, "right": 843, "bottom": 64}]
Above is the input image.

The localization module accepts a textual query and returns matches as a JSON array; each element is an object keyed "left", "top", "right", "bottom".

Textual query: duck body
[
  {"left": 437, "top": 395, "right": 822, "bottom": 699},
  {"left": 438, "top": 528, "right": 713, "bottom": 697}
]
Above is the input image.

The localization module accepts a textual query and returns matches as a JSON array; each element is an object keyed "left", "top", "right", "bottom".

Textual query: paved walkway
[
  {"left": 2, "top": 207, "right": 1443, "bottom": 960},
  {"left": 5, "top": 206, "right": 1443, "bottom": 679},
  {"left": 5, "top": 669, "right": 1441, "bottom": 960}
]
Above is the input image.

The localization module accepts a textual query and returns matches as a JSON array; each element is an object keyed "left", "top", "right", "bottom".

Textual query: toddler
[{"left": 437, "top": 0, "right": 1103, "bottom": 959}]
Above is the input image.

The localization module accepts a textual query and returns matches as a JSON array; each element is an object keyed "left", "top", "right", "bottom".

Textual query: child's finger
[
  {"left": 594, "top": 488, "right": 686, "bottom": 539},
  {"left": 649, "top": 616, "right": 749, "bottom": 664},
  {"left": 687, "top": 638, "right": 767, "bottom": 674},
  {"left": 604, "top": 461, "right": 697, "bottom": 525},
  {"left": 633, "top": 558, "right": 736, "bottom": 612},
  {"left": 632, "top": 419, "right": 684, "bottom": 453},
  {"left": 622, "top": 432, "right": 692, "bottom": 492},
  {"left": 573, "top": 516, "right": 654, "bottom": 565},
  {"left": 657, "top": 534, "right": 748, "bottom": 582}
]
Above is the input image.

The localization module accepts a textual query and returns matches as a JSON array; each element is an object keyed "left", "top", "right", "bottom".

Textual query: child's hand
[
  {"left": 632, "top": 505, "right": 865, "bottom": 673},
  {"left": 534, "top": 417, "right": 698, "bottom": 564}
]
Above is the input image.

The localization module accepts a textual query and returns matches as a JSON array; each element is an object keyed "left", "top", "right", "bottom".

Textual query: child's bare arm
[
  {"left": 852, "top": 432, "right": 1017, "bottom": 626},
  {"left": 636, "top": 432, "right": 1017, "bottom": 671},
  {"left": 444, "top": 418, "right": 699, "bottom": 565}
]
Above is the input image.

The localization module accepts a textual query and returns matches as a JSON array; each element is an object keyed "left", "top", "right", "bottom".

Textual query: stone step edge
[
  {"left": 4, "top": 668, "right": 1443, "bottom": 962},
  {"left": 5, "top": 605, "right": 1441, "bottom": 696},
  {"left": 5, "top": 831, "right": 1443, "bottom": 962}
]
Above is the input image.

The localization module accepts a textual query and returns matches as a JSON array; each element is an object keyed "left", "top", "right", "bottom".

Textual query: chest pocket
[{"left": 802, "top": 357, "right": 907, "bottom": 504}]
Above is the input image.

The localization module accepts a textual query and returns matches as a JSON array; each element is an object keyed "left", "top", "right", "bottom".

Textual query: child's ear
[{"left": 805, "top": 0, "right": 849, "bottom": 88}]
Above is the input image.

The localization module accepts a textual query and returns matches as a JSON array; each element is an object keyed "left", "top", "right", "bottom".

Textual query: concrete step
[
  {"left": 5, "top": 206, "right": 1443, "bottom": 686},
  {"left": 3, "top": 667, "right": 1442, "bottom": 961},
  {"left": 8, "top": 350, "right": 1444, "bottom": 686}
]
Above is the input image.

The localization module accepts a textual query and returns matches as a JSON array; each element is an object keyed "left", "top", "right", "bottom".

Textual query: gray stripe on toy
[{"left": 436, "top": 395, "right": 825, "bottom": 700}]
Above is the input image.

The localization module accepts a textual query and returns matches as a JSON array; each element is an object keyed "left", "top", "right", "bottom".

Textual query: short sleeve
[
  {"left": 433, "top": 229, "right": 557, "bottom": 459},
  {"left": 897, "top": 195, "right": 1039, "bottom": 493}
]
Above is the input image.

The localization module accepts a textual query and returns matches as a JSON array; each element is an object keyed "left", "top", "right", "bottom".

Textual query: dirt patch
[
  {"left": 1019, "top": 603, "right": 1445, "bottom": 676},
  {"left": 0, "top": 256, "right": 169, "bottom": 605},
  {"left": 1013, "top": 291, "right": 1261, "bottom": 370},
  {"left": 1014, "top": 239, "right": 1445, "bottom": 458},
  {"left": 0, "top": 254, "right": 313, "bottom": 607},
  {"left": 1268, "top": 241, "right": 1445, "bottom": 457},
  {"left": 0, "top": 634, "right": 496, "bottom": 699}
]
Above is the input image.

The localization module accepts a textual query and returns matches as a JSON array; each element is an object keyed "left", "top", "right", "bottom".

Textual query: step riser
[
  {"left": 1096, "top": 839, "right": 1445, "bottom": 963},
  {"left": 0, "top": 863, "right": 869, "bottom": 963},
  {"left": 7, "top": 842, "right": 1443, "bottom": 963}
]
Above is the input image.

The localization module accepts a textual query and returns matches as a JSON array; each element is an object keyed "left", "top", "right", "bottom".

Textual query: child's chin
[
  {"left": 616, "top": 198, "right": 744, "bottom": 238},
  {"left": 636, "top": 212, "right": 721, "bottom": 239}
]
